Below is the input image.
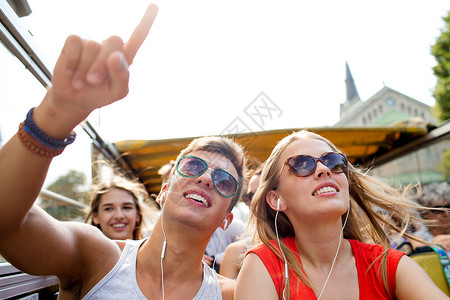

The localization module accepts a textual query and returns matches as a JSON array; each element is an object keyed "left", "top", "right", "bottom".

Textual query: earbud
[
  {"left": 157, "top": 191, "right": 167, "bottom": 204},
  {"left": 223, "top": 219, "right": 228, "bottom": 229},
  {"left": 277, "top": 198, "right": 281, "bottom": 211}
]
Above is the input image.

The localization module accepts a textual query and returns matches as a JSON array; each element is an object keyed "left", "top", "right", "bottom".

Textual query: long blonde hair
[{"left": 250, "top": 130, "right": 421, "bottom": 299}]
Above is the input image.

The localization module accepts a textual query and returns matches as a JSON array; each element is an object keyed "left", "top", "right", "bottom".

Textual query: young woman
[
  {"left": 235, "top": 130, "right": 447, "bottom": 299},
  {"left": 85, "top": 177, "right": 156, "bottom": 240}
]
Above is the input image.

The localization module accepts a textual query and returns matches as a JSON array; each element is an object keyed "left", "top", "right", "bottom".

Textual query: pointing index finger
[{"left": 123, "top": 3, "right": 158, "bottom": 64}]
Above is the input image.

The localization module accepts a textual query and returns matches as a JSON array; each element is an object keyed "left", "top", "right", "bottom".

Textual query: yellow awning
[{"left": 115, "top": 126, "right": 428, "bottom": 195}]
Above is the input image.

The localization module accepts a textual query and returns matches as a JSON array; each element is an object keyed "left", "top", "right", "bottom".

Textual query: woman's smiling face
[
  {"left": 93, "top": 188, "right": 140, "bottom": 240},
  {"left": 275, "top": 138, "right": 350, "bottom": 222}
]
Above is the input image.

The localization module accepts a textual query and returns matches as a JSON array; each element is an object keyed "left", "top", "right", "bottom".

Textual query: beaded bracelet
[{"left": 17, "top": 107, "right": 76, "bottom": 157}]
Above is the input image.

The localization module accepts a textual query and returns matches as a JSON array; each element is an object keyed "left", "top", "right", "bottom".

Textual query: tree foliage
[
  {"left": 42, "top": 170, "right": 90, "bottom": 221},
  {"left": 442, "top": 148, "right": 450, "bottom": 181},
  {"left": 431, "top": 11, "right": 450, "bottom": 122}
]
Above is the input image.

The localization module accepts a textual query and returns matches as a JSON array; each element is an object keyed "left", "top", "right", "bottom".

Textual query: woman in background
[{"left": 85, "top": 176, "right": 157, "bottom": 240}]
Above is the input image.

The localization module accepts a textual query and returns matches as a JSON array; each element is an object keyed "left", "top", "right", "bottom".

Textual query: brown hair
[
  {"left": 250, "top": 130, "right": 422, "bottom": 299},
  {"left": 85, "top": 176, "right": 151, "bottom": 240}
]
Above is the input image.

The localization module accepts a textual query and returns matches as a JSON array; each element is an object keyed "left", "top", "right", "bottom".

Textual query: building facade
[
  {"left": 336, "top": 63, "right": 448, "bottom": 185},
  {"left": 336, "top": 63, "right": 437, "bottom": 127}
]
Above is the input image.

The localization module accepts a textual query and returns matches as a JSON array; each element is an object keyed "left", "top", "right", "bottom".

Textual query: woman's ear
[
  {"left": 136, "top": 213, "right": 141, "bottom": 224},
  {"left": 92, "top": 212, "right": 99, "bottom": 226},
  {"left": 266, "top": 190, "right": 286, "bottom": 211}
]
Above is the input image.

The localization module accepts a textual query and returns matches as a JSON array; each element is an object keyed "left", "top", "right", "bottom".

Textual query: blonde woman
[{"left": 236, "top": 130, "right": 447, "bottom": 299}]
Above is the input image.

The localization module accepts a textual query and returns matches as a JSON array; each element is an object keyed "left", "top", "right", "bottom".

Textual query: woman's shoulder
[{"left": 216, "top": 274, "right": 235, "bottom": 300}]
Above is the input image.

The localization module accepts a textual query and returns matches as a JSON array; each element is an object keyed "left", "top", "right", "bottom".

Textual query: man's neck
[
  {"left": 141, "top": 217, "right": 211, "bottom": 278},
  {"left": 134, "top": 217, "right": 213, "bottom": 299}
]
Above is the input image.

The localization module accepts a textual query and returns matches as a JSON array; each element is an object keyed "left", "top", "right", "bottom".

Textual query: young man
[{"left": 0, "top": 4, "right": 246, "bottom": 299}]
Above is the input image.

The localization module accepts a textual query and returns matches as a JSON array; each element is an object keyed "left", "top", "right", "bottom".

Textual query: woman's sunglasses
[
  {"left": 283, "top": 152, "right": 348, "bottom": 177},
  {"left": 176, "top": 155, "right": 238, "bottom": 198}
]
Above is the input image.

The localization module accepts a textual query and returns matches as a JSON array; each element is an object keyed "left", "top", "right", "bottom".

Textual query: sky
[
  {"left": 1, "top": 0, "right": 448, "bottom": 185},
  {"left": 18, "top": 0, "right": 449, "bottom": 143}
]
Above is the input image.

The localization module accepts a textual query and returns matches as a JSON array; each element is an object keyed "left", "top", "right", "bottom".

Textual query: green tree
[
  {"left": 42, "top": 170, "right": 90, "bottom": 221},
  {"left": 431, "top": 11, "right": 450, "bottom": 122}
]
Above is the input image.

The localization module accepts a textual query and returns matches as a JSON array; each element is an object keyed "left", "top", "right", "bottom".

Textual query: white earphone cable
[
  {"left": 275, "top": 208, "right": 288, "bottom": 300},
  {"left": 160, "top": 201, "right": 167, "bottom": 300},
  {"left": 317, "top": 204, "right": 350, "bottom": 300},
  {"left": 275, "top": 201, "right": 350, "bottom": 300}
]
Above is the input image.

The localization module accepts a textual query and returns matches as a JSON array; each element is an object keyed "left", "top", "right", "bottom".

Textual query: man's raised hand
[{"left": 49, "top": 4, "right": 158, "bottom": 120}]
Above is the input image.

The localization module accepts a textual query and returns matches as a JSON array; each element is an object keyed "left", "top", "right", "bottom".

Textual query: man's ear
[
  {"left": 266, "top": 190, "right": 286, "bottom": 211},
  {"left": 220, "top": 212, "right": 234, "bottom": 230},
  {"left": 157, "top": 183, "right": 169, "bottom": 204}
]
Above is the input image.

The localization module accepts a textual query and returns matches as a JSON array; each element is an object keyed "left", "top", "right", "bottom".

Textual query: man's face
[{"left": 163, "top": 150, "right": 237, "bottom": 235}]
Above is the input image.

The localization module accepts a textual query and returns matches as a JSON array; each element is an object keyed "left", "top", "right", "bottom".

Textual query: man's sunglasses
[
  {"left": 283, "top": 152, "right": 348, "bottom": 177},
  {"left": 176, "top": 155, "right": 238, "bottom": 198}
]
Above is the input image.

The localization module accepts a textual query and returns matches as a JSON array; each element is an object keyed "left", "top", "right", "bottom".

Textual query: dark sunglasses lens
[
  {"left": 213, "top": 169, "right": 237, "bottom": 197},
  {"left": 288, "top": 156, "right": 316, "bottom": 176},
  {"left": 178, "top": 156, "right": 207, "bottom": 177},
  {"left": 323, "top": 153, "right": 347, "bottom": 173}
]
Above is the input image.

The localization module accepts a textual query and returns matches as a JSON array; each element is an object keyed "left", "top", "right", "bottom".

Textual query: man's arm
[{"left": 0, "top": 4, "right": 158, "bottom": 278}]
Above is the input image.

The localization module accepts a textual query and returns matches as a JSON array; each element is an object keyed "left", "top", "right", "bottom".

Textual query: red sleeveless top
[{"left": 248, "top": 238, "right": 405, "bottom": 299}]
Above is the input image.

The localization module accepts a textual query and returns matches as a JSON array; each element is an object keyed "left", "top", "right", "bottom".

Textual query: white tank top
[{"left": 82, "top": 239, "right": 222, "bottom": 299}]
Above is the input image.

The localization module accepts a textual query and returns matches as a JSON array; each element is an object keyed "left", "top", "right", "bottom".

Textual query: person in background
[
  {"left": 220, "top": 164, "right": 263, "bottom": 279},
  {"left": 204, "top": 213, "right": 246, "bottom": 272},
  {"left": 411, "top": 181, "right": 450, "bottom": 252},
  {"left": 230, "top": 163, "right": 263, "bottom": 225},
  {"left": 235, "top": 130, "right": 447, "bottom": 299},
  {"left": 85, "top": 176, "right": 157, "bottom": 240}
]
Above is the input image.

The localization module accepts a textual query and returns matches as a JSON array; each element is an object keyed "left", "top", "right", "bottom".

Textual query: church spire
[{"left": 345, "top": 62, "right": 360, "bottom": 103}]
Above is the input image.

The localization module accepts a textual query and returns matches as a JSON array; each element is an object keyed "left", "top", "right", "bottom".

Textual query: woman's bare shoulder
[{"left": 217, "top": 273, "right": 236, "bottom": 300}]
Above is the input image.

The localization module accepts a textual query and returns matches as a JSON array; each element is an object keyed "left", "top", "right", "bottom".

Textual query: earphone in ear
[
  {"left": 277, "top": 198, "right": 281, "bottom": 211},
  {"left": 157, "top": 191, "right": 167, "bottom": 204},
  {"left": 223, "top": 219, "right": 228, "bottom": 229}
]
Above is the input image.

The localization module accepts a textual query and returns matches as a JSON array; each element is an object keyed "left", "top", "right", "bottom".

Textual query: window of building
[{"left": 385, "top": 97, "right": 396, "bottom": 107}]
